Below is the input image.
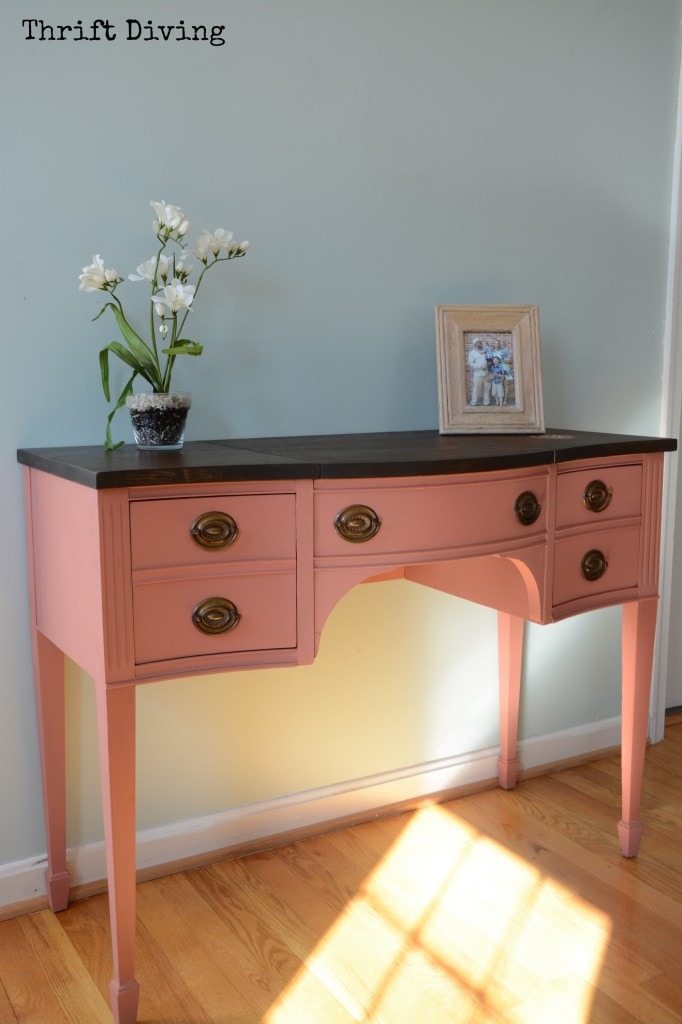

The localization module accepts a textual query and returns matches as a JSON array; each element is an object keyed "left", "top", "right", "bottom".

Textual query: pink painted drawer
[
  {"left": 555, "top": 464, "right": 642, "bottom": 528},
  {"left": 314, "top": 473, "right": 548, "bottom": 558},
  {"left": 132, "top": 572, "right": 297, "bottom": 663},
  {"left": 130, "top": 494, "right": 296, "bottom": 570},
  {"left": 552, "top": 525, "right": 640, "bottom": 606}
]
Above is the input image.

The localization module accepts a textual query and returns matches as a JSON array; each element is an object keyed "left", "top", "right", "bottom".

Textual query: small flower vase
[{"left": 125, "top": 392, "right": 191, "bottom": 450}]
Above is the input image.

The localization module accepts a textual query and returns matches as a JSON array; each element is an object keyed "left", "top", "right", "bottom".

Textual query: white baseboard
[{"left": 0, "top": 716, "right": 621, "bottom": 914}]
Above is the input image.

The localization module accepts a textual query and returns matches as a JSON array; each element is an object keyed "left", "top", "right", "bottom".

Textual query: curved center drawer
[{"left": 314, "top": 472, "right": 548, "bottom": 560}]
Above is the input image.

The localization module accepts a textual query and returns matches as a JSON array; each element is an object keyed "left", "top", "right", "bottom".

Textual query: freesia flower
[
  {"left": 174, "top": 260, "right": 193, "bottom": 282},
  {"left": 79, "top": 254, "right": 120, "bottom": 291},
  {"left": 152, "top": 280, "right": 195, "bottom": 315},
  {"left": 128, "top": 254, "right": 172, "bottom": 283},
  {"left": 193, "top": 230, "right": 250, "bottom": 263},
  {"left": 150, "top": 201, "right": 189, "bottom": 239},
  {"left": 194, "top": 228, "right": 234, "bottom": 261}
]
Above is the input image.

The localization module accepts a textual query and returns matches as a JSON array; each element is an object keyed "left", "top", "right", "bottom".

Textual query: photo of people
[
  {"left": 436, "top": 305, "right": 543, "bottom": 434},
  {"left": 464, "top": 331, "right": 515, "bottom": 407}
]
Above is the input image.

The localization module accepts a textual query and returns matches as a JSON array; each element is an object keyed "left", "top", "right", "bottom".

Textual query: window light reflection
[{"left": 265, "top": 804, "right": 612, "bottom": 1024}]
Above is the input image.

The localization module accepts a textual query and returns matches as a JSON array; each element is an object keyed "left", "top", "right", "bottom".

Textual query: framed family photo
[{"left": 435, "top": 304, "right": 545, "bottom": 434}]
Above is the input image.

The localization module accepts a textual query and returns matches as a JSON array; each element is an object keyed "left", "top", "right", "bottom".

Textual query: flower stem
[{"left": 149, "top": 242, "right": 167, "bottom": 369}]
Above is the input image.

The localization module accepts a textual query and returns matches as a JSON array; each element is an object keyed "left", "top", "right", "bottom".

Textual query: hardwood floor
[{"left": 1, "top": 721, "right": 681, "bottom": 1023}]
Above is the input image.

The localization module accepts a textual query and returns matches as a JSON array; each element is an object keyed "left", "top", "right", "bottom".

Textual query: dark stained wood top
[{"left": 17, "top": 429, "right": 677, "bottom": 489}]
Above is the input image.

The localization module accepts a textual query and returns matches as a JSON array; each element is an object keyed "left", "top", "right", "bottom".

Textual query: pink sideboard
[{"left": 17, "top": 428, "right": 676, "bottom": 1024}]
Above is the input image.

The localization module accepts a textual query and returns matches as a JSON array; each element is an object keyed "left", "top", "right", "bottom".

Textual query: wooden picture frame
[{"left": 435, "top": 304, "right": 545, "bottom": 434}]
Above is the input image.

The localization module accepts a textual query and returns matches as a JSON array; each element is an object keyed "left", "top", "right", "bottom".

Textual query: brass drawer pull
[
  {"left": 192, "top": 597, "right": 241, "bottom": 635},
  {"left": 334, "top": 504, "right": 381, "bottom": 543},
  {"left": 581, "top": 549, "right": 608, "bottom": 582},
  {"left": 583, "top": 480, "right": 612, "bottom": 513},
  {"left": 190, "top": 511, "right": 239, "bottom": 550},
  {"left": 514, "top": 490, "right": 542, "bottom": 526}
]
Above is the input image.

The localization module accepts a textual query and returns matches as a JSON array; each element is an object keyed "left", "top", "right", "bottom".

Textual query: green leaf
[
  {"left": 104, "top": 372, "right": 137, "bottom": 451},
  {"left": 162, "top": 340, "right": 204, "bottom": 357},
  {"left": 102, "top": 302, "right": 163, "bottom": 390},
  {"left": 99, "top": 341, "right": 156, "bottom": 399},
  {"left": 99, "top": 345, "right": 112, "bottom": 402}
]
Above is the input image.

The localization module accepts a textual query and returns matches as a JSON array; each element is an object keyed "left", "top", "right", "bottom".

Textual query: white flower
[
  {"left": 152, "top": 279, "right": 196, "bottom": 315},
  {"left": 128, "top": 254, "right": 172, "bottom": 283},
  {"left": 79, "top": 254, "right": 120, "bottom": 291},
  {"left": 150, "top": 200, "right": 189, "bottom": 238},
  {"left": 223, "top": 239, "right": 249, "bottom": 257},
  {"left": 194, "top": 228, "right": 233, "bottom": 261},
  {"left": 174, "top": 259, "right": 193, "bottom": 282},
  {"left": 193, "top": 232, "right": 212, "bottom": 261}
]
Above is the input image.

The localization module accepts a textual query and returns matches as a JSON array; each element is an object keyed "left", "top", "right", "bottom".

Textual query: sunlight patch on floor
[{"left": 265, "top": 804, "right": 612, "bottom": 1024}]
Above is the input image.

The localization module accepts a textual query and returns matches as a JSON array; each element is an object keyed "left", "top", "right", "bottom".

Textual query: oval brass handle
[
  {"left": 514, "top": 491, "right": 542, "bottom": 526},
  {"left": 190, "top": 511, "right": 239, "bottom": 550},
  {"left": 191, "top": 597, "right": 241, "bottom": 635},
  {"left": 583, "top": 480, "right": 612, "bottom": 513},
  {"left": 334, "top": 504, "right": 381, "bottom": 543},
  {"left": 581, "top": 549, "right": 608, "bottom": 582}
]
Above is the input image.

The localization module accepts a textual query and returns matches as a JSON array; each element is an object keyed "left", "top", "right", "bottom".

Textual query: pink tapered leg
[
  {"left": 618, "top": 598, "right": 658, "bottom": 858},
  {"left": 95, "top": 682, "right": 140, "bottom": 1024},
  {"left": 31, "top": 630, "right": 70, "bottom": 911},
  {"left": 497, "top": 612, "right": 524, "bottom": 790}
]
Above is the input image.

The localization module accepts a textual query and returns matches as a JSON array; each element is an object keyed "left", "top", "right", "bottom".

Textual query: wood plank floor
[{"left": 1, "top": 721, "right": 681, "bottom": 1023}]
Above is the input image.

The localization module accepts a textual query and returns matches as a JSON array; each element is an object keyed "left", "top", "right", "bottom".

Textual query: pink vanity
[{"left": 17, "top": 428, "right": 676, "bottom": 1023}]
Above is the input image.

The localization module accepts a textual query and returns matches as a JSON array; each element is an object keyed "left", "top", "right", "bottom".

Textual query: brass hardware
[
  {"left": 583, "top": 480, "right": 612, "bottom": 513},
  {"left": 190, "top": 511, "right": 239, "bottom": 550},
  {"left": 334, "top": 504, "right": 381, "bottom": 543},
  {"left": 514, "top": 491, "right": 542, "bottom": 526},
  {"left": 581, "top": 549, "right": 608, "bottom": 582},
  {"left": 191, "top": 597, "right": 241, "bottom": 635}
]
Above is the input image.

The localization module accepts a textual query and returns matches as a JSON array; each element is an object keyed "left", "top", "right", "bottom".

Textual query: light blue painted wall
[{"left": 1, "top": 1, "right": 680, "bottom": 861}]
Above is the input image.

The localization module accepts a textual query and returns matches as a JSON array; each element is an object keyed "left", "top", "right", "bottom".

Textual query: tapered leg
[
  {"left": 618, "top": 598, "right": 658, "bottom": 857},
  {"left": 31, "top": 630, "right": 70, "bottom": 911},
  {"left": 497, "top": 612, "right": 525, "bottom": 789},
  {"left": 95, "top": 682, "right": 140, "bottom": 1024}
]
